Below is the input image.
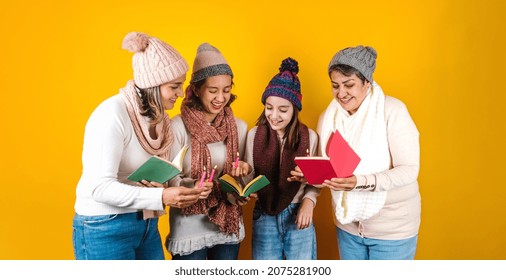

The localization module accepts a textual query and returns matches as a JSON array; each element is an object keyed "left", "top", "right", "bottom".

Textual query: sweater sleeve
[
  {"left": 167, "top": 115, "right": 196, "bottom": 188},
  {"left": 355, "top": 97, "right": 420, "bottom": 192},
  {"left": 241, "top": 127, "right": 257, "bottom": 185},
  {"left": 82, "top": 96, "right": 164, "bottom": 211},
  {"left": 302, "top": 128, "right": 321, "bottom": 205},
  {"left": 236, "top": 118, "right": 249, "bottom": 165}
]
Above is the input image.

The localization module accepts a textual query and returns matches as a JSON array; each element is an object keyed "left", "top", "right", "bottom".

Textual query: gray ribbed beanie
[{"left": 328, "top": 46, "right": 377, "bottom": 83}]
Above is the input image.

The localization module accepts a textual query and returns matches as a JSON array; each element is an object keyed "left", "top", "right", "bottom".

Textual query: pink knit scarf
[
  {"left": 121, "top": 80, "right": 173, "bottom": 219},
  {"left": 180, "top": 104, "right": 242, "bottom": 236}
]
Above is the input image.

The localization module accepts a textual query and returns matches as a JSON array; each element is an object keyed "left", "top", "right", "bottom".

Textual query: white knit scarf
[{"left": 319, "top": 82, "right": 389, "bottom": 224}]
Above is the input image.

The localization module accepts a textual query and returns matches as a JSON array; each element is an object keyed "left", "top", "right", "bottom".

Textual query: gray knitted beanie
[{"left": 328, "top": 46, "right": 377, "bottom": 83}]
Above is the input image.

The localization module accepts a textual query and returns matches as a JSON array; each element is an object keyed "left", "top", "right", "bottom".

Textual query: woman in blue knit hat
[{"left": 237, "top": 58, "right": 320, "bottom": 260}]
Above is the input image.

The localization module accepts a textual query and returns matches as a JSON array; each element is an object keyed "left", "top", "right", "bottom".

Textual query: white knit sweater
[{"left": 74, "top": 94, "right": 165, "bottom": 216}]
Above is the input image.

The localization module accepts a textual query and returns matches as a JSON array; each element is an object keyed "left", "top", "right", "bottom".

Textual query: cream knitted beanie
[
  {"left": 122, "top": 32, "right": 189, "bottom": 89},
  {"left": 190, "top": 43, "right": 233, "bottom": 83}
]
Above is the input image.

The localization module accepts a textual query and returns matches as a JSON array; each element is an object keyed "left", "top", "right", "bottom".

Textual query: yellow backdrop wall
[{"left": 1, "top": 0, "right": 505, "bottom": 259}]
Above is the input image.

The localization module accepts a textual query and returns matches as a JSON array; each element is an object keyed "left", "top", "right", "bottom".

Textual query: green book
[
  {"left": 127, "top": 145, "right": 188, "bottom": 184},
  {"left": 218, "top": 174, "right": 270, "bottom": 197}
]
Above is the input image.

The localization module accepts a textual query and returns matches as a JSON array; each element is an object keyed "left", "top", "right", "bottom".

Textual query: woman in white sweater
[
  {"left": 72, "top": 32, "right": 204, "bottom": 260},
  {"left": 299, "top": 46, "right": 421, "bottom": 259}
]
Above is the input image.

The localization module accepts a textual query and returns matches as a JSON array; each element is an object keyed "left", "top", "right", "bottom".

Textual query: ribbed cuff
[{"left": 353, "top": 174, "right": 377, "bottom": 192}]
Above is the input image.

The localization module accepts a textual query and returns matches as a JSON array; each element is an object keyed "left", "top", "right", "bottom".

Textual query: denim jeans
[
  {"left": 337, "top": 227, "right": 418, "bottom": 260},
  {"left": 72, "top": 212, "right": 165, "bottom": 260},
  {"left": 252, "top": 203, "right": 317, "bottom": 260},
  {"left": 171, "top": 243, "right": 240, "bottom": 260}
]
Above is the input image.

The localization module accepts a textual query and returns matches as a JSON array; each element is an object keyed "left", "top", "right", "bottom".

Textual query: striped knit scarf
[
  {"left": 121, "top": 80, "right": 173, "bottom": 219},
  {"left": 180, "top": 104, "right": 242, "bottom": 236}
]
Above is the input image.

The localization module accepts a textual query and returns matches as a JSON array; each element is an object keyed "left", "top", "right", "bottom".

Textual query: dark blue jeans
[
  {"left": 171, "top": 243, "right": 240, "bottom": 260},
  {"left": 72, "top": 212, "right": 164, "bottom": 260}
]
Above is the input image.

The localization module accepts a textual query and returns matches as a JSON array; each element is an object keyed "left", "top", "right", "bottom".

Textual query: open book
[
  {"left": 127, "top": 145, "right": 189, "bottom": 184},
  {"left": 294, "top": 130, "right": 360, "bottom": 185},
  {"left": 218, "top": 174, "right": 270, "bottom": 197}
]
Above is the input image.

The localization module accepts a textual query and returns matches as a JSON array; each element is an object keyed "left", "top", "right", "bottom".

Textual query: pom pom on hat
[
  {"left": 122, "top": 31, "right": 189, "bottom": 89},
  {"left": 122, "top": 32, "right": 149, "bottom": 53},
  {"left": 279, "top": 57, "right": 299, "bottom": 74},
  {"left": 262, "top": 57, "right": 303, "bottom": 111}
]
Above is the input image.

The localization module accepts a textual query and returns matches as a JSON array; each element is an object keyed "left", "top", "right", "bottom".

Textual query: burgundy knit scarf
[
  {"left": 253, "top": 123, "right": 310, "bottom": 215},
  {"left": 180, "top": 104, "right": 242, "bottom": 236}
]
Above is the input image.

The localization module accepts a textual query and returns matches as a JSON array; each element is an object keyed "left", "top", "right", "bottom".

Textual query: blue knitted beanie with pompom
[{"left": 261, "top": 57, "right": 302, "bottom": 111}]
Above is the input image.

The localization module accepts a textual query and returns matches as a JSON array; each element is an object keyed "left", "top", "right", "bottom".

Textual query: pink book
[{"left": 294, "top": 130, "right": 361, "bottom": 185}]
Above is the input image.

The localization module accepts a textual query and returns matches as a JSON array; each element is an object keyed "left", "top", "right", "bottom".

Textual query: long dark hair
[{"left": 255, "top": 106, "right": 301, "bottom": 150}]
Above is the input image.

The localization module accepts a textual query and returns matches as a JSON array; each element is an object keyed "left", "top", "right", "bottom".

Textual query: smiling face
[
  {"left": 159, "top": 75, "right": 186, "bottom": 110},
  {"left": 330, "top": 70, "right": 370, "bottom": 115},
  {"left": 195, "top": 75, "right": 232, "bottom": 123},
  {"left": 264, "top": 96, "right": 294, "bottom": 137}
]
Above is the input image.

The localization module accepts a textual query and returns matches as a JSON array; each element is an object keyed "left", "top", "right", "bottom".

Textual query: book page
[{"left": 171, "top": 144, "right": 189, "bottom": 170}]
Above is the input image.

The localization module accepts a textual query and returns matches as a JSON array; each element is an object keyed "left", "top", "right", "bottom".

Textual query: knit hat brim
[
  {"left": 191, "top": 64, "right": 233, "bottom": 83},
  {"left": 134, "top": 58, "right": 189, "bottom": 88},
  {"left": 262, "top": 87, "right": 302, "bottom": 111}
]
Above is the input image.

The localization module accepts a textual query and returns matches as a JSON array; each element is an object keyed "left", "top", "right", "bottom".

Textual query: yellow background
[{"left": 1, "top": 0, "right": 505, "bottom": 260}]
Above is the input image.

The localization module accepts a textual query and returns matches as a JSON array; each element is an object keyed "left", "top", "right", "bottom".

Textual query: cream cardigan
[{"left": 317, "top": 94, "right": 421, "bottom": 240}]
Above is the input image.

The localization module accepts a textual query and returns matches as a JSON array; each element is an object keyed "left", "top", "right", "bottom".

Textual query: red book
[{"left": 294, "top": 130, "right": 361, "bottom": 185}]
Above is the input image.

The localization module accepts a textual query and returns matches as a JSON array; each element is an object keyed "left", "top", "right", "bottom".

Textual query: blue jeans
[
  {"left": 72, "top": 212, "right": 165, "bottom": 260},
  {"left": 337, "top": 227, "right": 418, "bottom": 260},
  {"left": 171, "top": 243, "right": 240, "bottom": 260},
  {"left": 252, "top": 203, "right": 317, "bottom": 260}
]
